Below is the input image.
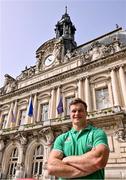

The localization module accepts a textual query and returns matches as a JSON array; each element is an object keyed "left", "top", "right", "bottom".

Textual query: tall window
[
  {"left": 66, "top": 96, "right": 74, "bottom": 115},
  {"left": 32, "top": 145, "right": 44, "bottom": 177},
  {"left": 2, "top": 114, "right": 8, "bottom": 128},
  {"left": 40, "top": 104, "right": 49, "bottom": 121},
  {"left": 7, "top": 148, "right": 18, "bottom": 178},
  {"left": 19, "top": 109, "right": 26, "bottom": 125},
  {"left": 95, "top": 87, "right": 110, "bottom": 109}
]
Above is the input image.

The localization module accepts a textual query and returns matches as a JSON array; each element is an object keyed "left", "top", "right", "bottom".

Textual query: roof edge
[{"left": 77, "top": 27, "right": 123, "bottom": 49}]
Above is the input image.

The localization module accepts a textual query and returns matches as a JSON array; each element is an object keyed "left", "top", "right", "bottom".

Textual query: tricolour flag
[
  {"left": 57, "top": 96, "right": 64, "bottom": 114},
  {"left": 28, "top": 97, "right": 33, "bottom": 117}
]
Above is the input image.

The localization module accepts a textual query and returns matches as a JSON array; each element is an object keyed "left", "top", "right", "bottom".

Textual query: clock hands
[{"left": 48, "top": 58, "right": 52, "bottom": 62}]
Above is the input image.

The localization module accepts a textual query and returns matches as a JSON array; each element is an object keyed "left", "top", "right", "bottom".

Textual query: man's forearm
[
  {"left": 62, "top": 145, "right": 109, "bottom": 175},
  {"left": 48, "top": 158, "right": 87, "bottom": 178}
]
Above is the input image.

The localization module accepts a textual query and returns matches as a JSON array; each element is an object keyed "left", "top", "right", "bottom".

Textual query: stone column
[
  {"left": 42, "top": 128, "right": 54, "bottom": 180},
  {"left": 0, "top": 138, "right": 4, "bottom": 179},
  {"left": 78, "top": 78, "right": 83, "bottom": 99},
  {"left": 110, "top": 68, "right": 120, "bottom": 106},
  {"left": 119, "top": 66, "right": 126, "bottom": 106},
  {"left": 10, "top": 100, "right": 18, "bottom": 128},
  {"left": 15, "top": 134, "right": 27, "bottom": 178},
  {"left": 85, "top": 77, "right": 92, "bottom": 112},
  {"left": 33, "top": 93, "right": 38, "bottom": 123},
  {"left": 49, "top": 88, "right": 56, "bottom": 119},
  {"left": 5, "top": 102, "right": 14, "bottom": 128},
  {"left": 56, "top": 86, "right": 61, "bottom": 118}
]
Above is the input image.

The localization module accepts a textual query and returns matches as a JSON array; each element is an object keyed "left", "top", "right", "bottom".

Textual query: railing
[
  {"left": 0, "top": 106, "right": 124, "bottom": 135},
  {"left": 87, "top": 105, "right": 123, "bottom": 119}
]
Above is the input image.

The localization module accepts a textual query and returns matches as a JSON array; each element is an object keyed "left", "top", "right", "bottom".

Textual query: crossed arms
[{"left": 47, "top": 144, "right": 109, "bottom": 178}]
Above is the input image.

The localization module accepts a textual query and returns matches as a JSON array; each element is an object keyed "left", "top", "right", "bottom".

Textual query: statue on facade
[
  {"left": 64, "top": 49, "right": 71, "bottom": 62},
  {"left": 112, "top": 37, "right": 121, "bottom": 52},
  {"left": 90, "top": 41, "right": 103, "bottom": 61},
  {"left": 52, "top": 38, "right": 63, "bottom": 63},
  {"left": 1, "top": 74, "right": 17, "bottom": 94},
  {"left": 28, "top": 66, "right": 35, "bottom": 77},
  {"left": 36, "top": 50, "right": 45, "bottom": 72}
]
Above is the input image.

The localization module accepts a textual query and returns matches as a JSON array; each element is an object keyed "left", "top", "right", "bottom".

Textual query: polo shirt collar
[{"left": 71, "top": 124, "right": 92, "bottom": 134}]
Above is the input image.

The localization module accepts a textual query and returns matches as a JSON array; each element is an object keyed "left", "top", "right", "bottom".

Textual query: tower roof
[{"left": 55, "top": 7, "right": 76, "bottom": 40}]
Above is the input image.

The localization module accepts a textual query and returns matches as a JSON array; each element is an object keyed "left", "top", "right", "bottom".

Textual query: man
[{"left": 48, "top": 98, "right": 109, "bottom": 179}]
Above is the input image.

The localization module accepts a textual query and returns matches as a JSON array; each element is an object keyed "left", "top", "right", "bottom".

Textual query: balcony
[{"left": 0, "top": 106, "right": 125, "bottom": 136}]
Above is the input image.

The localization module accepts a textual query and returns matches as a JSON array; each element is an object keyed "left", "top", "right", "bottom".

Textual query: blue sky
[{"left": 0, "top": 0, "right": 126, "bottom": 87}]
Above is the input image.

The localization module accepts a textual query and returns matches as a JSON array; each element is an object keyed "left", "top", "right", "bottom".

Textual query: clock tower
[
  {"left": 55, "top": 6, "right": 77, "bottom": 55},
  {"left": 36, "top": 7, "right": 77, "bottom": 71}
]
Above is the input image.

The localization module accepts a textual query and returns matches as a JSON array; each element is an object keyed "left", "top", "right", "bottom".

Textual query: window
[
  {"left": 7, "top": 148, "right": 18, "bottom": 178},
  {"left": 2, "top": 114, "right": 8, "bottom": 128},
  {"left": 19, "top": 109, "right": 26, "bottom": 125},
  {"left": 66, "top": 96, "right": 74, "bottom": 115},
  {"left": 32, "top": 145, "right": 44, "bottom": 177},
  {"left": 40, "top": 104, "right": 49, "bottom": 121},
  {"left": 95, "top": 87, "right": 110, "bottom": 109}
]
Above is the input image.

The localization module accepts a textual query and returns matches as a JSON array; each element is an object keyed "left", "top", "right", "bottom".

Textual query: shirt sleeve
[
  {"left": 52, "top": 134, "right": 64, "bottom": 152},
  {"left": 93, "top": 128, "right": 109, "bottom": 148}
]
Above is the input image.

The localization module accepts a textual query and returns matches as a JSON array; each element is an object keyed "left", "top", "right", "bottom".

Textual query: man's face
[{"left": 70, "top": 103, "right": 87, "bottom": 126}]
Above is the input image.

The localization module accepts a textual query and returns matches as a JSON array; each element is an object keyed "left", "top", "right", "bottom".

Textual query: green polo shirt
[{"left": 53, "top": 124, "right": 109, "bottom": 180}]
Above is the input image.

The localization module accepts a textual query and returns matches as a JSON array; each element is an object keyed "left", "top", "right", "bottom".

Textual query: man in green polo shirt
[{"left": 48, "top": 98, "right": 109, "bottom": 179}]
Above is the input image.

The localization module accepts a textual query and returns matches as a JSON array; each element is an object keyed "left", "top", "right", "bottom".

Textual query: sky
[{"left": 0, "top": 0, "right": 126, "bottom": 87}]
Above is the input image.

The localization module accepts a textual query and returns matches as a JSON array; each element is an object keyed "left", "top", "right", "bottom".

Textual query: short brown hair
[{"left": 69, "top": 98, "right": 87, "bottom": 111}]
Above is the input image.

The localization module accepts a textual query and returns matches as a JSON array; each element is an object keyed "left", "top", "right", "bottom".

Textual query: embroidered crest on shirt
[{"left": 64, "top": 137, "right": 71, "bottom": 142}]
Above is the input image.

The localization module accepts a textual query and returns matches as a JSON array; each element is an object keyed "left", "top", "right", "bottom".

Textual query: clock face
[{"left": 44, "top": 55, "right": 55, "bottom": 66}]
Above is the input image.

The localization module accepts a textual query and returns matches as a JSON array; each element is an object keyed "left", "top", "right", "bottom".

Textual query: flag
[
  {"left": 57, "top": 96, "right": 64, "bottom": 114},
  {"left": 28, "top": 98, "right": 33, "bottom": 117}
]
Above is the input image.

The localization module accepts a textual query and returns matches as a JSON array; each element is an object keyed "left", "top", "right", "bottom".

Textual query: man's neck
[{"left": 73, "top": 123, "right": 87, "bottom": 131}]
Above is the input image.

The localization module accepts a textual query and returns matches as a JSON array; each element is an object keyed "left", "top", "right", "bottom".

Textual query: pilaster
[
  {"left": 110, "top": 68, "right": 120, "bottom": 106},
  {"left": 78, "top": 78, "right": 83, "bottom": 99},
  {"left": 119, "top": 65, "right": 126, "bottom": 106},
  {"left": 85, "top": 76, "right": 92, "bottom": 112}
]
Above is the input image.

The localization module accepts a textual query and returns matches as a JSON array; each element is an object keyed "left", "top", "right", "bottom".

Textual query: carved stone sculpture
[{"left": 114, "top": 128, "right": 126, "bottom": 142}]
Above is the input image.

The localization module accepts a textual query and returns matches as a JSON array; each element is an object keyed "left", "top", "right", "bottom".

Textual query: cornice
[{"left": 0, "top": 49, "right": 126, "bottom": 101}]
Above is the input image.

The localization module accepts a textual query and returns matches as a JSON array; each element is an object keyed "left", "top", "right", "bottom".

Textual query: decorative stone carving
[
  {"left": 1, "top": 74, "right": 17, "bottom": 94},
  {"left": 15, "top": 133, "right": 27, "bottom": 145},
  {"left": 52, "top": 38, "right": 62, "bottom": 64},
  {"left": 36, "top": 50, "right": 45, "bottom": 72},
  {"left": 83, "top": 50, "right": 92, "bottom": 61},
  {"left": 114, "top": 128, "right": 126, "bottom": 142},
  {"left": 90, "top": 41, "right": 103, "bottom": 61},
  {"left": 39, "top": 127, "right": 54, "bottom": 146},
  {"left": 111, "top": 37, "right": 121, "bottom": 53},
  {"left": 36, "top": 57, "right": 42, "bottom": 72},
  {"left": 28, "top": 66, "right": 35, "bottom": 77},
  {"left": 64, "top": 49, "right": 71, "bottom": 62}
]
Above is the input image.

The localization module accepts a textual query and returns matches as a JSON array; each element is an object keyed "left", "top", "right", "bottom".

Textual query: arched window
[
  {"left": 32, "top": 145, "right": 44, "bottom": 178},
  {"left": 7, "top": 148, "right": 18, "bottom": 178}
]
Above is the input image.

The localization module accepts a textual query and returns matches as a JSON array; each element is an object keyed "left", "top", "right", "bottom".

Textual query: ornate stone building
[{"left": 0, "top": 9, "right": 126, "bottom": 180}]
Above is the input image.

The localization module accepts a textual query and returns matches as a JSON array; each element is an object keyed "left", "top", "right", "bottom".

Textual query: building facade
[{"left": 0, "top": 10, "right": 126, "bottom": 180}]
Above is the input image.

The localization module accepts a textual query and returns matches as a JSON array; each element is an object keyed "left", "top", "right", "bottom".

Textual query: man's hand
[
  {"left": 62, "top": 144, "right": 109, "bottom": 175},
  {"left": 48, "top": 149, "right": 87, "bottom": 178}
]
